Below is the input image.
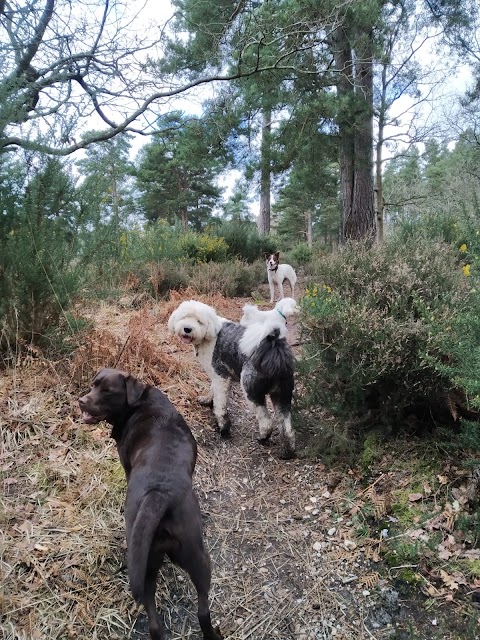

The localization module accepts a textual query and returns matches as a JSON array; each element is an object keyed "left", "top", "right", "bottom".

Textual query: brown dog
[{"left": 79, "top": 368, "right": 222, "bottom": 640}]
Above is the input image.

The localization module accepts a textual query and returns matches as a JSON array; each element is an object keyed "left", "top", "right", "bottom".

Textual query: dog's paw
[
  {"left": 198, "top": 395, "right": 214, "bottom": 407},
  {"left": 219, "top": 421, "right": 231, "bottom": 438},
  {"left": 257, "top": 434, "right": 273, "bottom": 446},
  {"left": 278, "top": 446, "right": 295, "bottom": 460}
]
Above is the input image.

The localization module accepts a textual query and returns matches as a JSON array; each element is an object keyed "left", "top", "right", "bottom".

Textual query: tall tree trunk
[
  {"left": 306, "top": 210, "right": 313, "bottom": 247},
  {"left": 180, "top": 210, "right": 188, "bottom": 230},
  {"left": 375, "top": 60, "right": 388, "bottom": 243},
  {"left": 333, "top": 26, "right": 376, "bottom": 242},
  {"left": 346, "top": 31, "right": 376, "bottom": 241},
  {"left": 332, "top": 26, "right": 354, "bottom": 242},
  {"left": 258, "top": 106, "right": 272, "bottom": 235},
  {"left": 375, "top": 136, "right": 384, "bottom": 242},
  {"left": 111, "top": 163, "right": 120, "bottom": 256}
]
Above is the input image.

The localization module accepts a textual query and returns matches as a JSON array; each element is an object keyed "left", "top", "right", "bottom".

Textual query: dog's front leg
[
  {"left": 198, "top": 383, "right": 214, "bottom": 408},
  {"left": 211, "top": 375, "right": 231, "bottom": 437},
  {"left": 277, "top": 274, "right": 285, "bottom": 300},
  {"left": 267, "top": 271, "right": 275, "bottom": 303}
]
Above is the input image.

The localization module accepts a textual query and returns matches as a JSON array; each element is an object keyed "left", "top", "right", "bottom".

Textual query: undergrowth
[{"left": 297, "top": 233, "right": 480, "bottom": 456}]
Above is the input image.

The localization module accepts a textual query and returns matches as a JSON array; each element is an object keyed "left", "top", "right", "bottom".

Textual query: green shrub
[
  {"left": 0, "top": 217, "right": 81, "bottom": 350},
  {"left": 290, "top": 242, "right": 313, "bottom": 265},
  {"left": 180, "top": 232, "right": 228, "bottom": 263},
  {"left": 214, "top": 220, "right": 276, "bottom": 263},
  {"left": 147, "top": 261, "right": 190, "bottom": 297},
  {"left": 299, "top": 235, "right": 480, "bottom": 439},
  {"left": 190, "top": 259, "right": 263, "bottom": 297}
]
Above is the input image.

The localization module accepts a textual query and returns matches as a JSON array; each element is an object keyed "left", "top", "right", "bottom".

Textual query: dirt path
[
  {"left": 1, "top": 293, "right": 475, "bottom": 640},
  {"left": 120, "top": 296, "right": 408, "bottom": 640}
]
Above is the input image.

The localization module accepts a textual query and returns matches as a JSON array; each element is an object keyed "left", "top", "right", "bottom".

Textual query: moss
[
  {"left": 360, "top": 432, "right": 385, "bottom": 471},
  {"left": 390, "top": 493, "right": 417, "bottom": 527},
  {"left": 386, "top": 540, "right": 422, "bottom": 565},
  {"left": 396, "top": 569, "right": 422, "bottom": 585}
]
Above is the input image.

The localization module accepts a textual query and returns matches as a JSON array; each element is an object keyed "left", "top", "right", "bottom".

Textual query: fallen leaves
[{"left": 408, "top": 492, "right": 423, "bottom": 502}]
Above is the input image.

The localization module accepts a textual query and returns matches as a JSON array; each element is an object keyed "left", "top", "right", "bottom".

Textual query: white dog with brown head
[{"left": 264, "top": 252, "right": 297, "bottom": 303}]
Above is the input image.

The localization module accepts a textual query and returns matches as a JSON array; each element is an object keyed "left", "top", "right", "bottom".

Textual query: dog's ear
[
  {"left": 124, "top": 375, "right": 145, "bottom": 406},
  {"left": 274, "top": 251, "right": 280, "bottom": 260},
  {"left": 204, "top": 308, "right": 222, "bottom": 341},
  {"left": 167, "top": 308, "right": 179, "bottom": 334},
  {"left": 263, "top": 252, "right": 270, "bottom": 260}
]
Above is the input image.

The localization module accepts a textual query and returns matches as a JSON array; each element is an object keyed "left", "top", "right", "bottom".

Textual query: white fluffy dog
[
  {"left": 264, "top": 252, "right": 297, "bottom": 304},
  {"left": 240, "top": 298, "right": 299, "bottom": 333},
  {"left": 168, "top": 300, "right": 296, "bottom": 459}
]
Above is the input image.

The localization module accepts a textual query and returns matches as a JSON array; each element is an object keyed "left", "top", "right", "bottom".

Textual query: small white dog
[
  {"left": 168, "top": 300, "right": 296, "bottom": 459},
  {"left": 240, "top": 298, "right": 299, "bottom": 331},
  {"left": 264, "top": 252, "right": 297, "bottom": 303}
]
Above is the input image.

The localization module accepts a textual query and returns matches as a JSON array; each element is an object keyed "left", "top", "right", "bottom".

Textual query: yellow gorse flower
[
  {"left": 459, "top": 243, "right": 467, "bottom": 253},
  {"left": 463, "top": 264, "right": 471, "bottom": 277}
]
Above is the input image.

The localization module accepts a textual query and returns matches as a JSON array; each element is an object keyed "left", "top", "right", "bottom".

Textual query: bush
[
  {"left": 180, "top": 232, "right": 228, "bottom": 263},
  {"left": 190, "top": 259, "right": 264, "bottom": 297},
  {"left": 0, "top": 218, "right": 81, "bottom": 351},
  {"left": 290, "top": 242, "right": 313, "bottom": 265},
  {"left": 214, "top": 220, "right": 276, "bottom": 263},
  {"left": 299, "top": 235, "right": 480, "bottom": 439}
]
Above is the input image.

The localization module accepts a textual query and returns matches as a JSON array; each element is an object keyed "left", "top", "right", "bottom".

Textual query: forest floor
[{"left": 1, "top": 286, "right": 479, "bottom": 640}]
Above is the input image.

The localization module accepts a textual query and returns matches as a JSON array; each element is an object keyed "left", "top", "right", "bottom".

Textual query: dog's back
[
  {"left": 116, "top": 386, "right": 197, "bottom": 474},
  {"left": 212, "top": 321, "right": 246, "bottom": 380},
  {"left": 118, "top": 387, "right": 199, "bottom": 601},
  {"left": 213, "top": 321, "right": 294, "bottom": 390}
]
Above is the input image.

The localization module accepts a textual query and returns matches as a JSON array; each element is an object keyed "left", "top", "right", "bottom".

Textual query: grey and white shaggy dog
[{"left": 168, "top": 300, "right": 296, "bottom": 459}]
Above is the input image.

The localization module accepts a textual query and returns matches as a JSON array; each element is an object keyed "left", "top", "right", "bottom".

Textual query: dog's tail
[
  {"left": 250, "top": 328, "right": 294, "bottom": 378},
  {"left": 239, "top": 317, "right": 287, "bottom": 358},
  {"left": 127, "top": 490, "right": 168, "bottom": 604},
  {"left": 240, "top": 321, "right": 294, "bottom": 378}
]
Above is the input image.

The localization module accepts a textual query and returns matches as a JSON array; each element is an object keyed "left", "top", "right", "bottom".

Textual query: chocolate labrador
[{"left": 79, "top": 368, "right": 222, "bottom": 640}]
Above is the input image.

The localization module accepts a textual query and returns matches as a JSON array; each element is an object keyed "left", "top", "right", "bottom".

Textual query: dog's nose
[
  {"left": 79, "top": 397, "right": 86, "bottom": 409},
  {"left": 183, "top": 327, "right": 192, "bottom": 334}
]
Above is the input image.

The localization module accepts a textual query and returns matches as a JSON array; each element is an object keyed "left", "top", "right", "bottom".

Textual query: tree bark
[
  {"left": 333, "top": 26, "right": 376, "bottom": 243},
  {"left": 375, "top": 59, "right": 388, "bottom": 243},
  {"left": 332, "top": 26, "right": 354, "bottom": 242},
  {"left": 258, "top": 106, "right": 272, "bottom": 235},
  {"left": 306, "top": 210, "right": 313, "bottom": 247}
]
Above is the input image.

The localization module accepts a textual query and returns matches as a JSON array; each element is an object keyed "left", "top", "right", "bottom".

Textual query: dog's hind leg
[
  {"left": 288, "top": 277, "right": 295, "bottom": 300},
  {"left": 211, "top": 375, "right": 231, "bottom": 437},
  {"left": 271, "top": 391, "right": 295, "bottom": 459},
  {"left": 240, "top": 372, "right": 273, "bottom": 442},
  {"left": 143, "top": 556, "right": 165, "bottom": 640},
  {"left": 277, "top": 275, "right": 285, "bottom": 300},
  {"left": 169, "top": 505, "right": 223, "bottom": 639},
  {"left": 254, "top": 401, "right": 274, "bottom": 443}
]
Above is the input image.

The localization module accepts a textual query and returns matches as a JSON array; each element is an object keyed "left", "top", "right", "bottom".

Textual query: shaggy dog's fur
[
  {"left": 240, "top": 298, "right": 299, "bottom": 331},
  {"left": 168, "top": 300, "right": 296, "bottom": 459},
  {"left": 264, "top": 252, "right": 297, "bottom": 303},
  {"left": 79, "top": 368, "right": 222, "bottom": 640}
]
